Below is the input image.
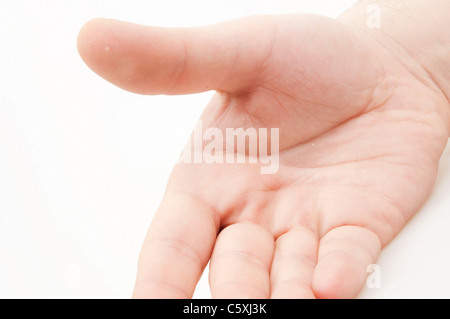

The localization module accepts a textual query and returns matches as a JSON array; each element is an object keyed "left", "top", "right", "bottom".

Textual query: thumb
[{"left": 77, "top": 16, "right": 277, "bottom": 95}]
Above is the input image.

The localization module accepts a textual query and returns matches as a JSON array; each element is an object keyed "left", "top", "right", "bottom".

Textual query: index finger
[{"left": 133, "top": 191, "right": 219, "bottom": 298}]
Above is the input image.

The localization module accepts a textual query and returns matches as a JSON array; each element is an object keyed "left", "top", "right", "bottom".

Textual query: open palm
[{"left": 78, "top": 14, "right": 450, "bottom": 298}]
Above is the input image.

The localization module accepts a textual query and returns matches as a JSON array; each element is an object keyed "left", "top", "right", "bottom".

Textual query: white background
[{"left": 0, "top": 0, "right": 449, "bottom": 298}]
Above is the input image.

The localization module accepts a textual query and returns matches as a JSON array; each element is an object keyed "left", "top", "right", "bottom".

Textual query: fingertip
[
  {"left": 76, "top": 18, "right": 118, "bottom": 87},
  {"left": 311, "top": 226, "right": 381, "bottom": 299},
  {"left": 132, "top": 280, "right": 191, "bottom": 299},
  {"left": 77, "top": 18, "right": 111, "bottom": 62},
  {"left": 77, "top": 18, "right": 144, "bottom": 93},
  {"left": 312, "top": 252, "right": 366, "bottom": 299},
  {"left": 76, "top": 17, "right": 184, "bottom": 94}
]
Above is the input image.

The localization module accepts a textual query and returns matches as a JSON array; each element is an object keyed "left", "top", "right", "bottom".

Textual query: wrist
[{"left": 338, "top": 0, "right": 450, "bottom": 107}]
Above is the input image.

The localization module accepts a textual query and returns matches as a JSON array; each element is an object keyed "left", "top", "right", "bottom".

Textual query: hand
[{"left": 77, "top": 9, "right": 450, "bottom": 298}]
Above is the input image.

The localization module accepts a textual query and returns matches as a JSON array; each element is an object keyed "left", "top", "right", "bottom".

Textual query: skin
[{"left": 77, "top": 3, "right": 450, "bottom": 298}]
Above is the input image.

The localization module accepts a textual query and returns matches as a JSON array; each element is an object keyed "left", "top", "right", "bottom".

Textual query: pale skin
[{"left": 77, "top": 0, "right": 450, "bottom": 298}]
